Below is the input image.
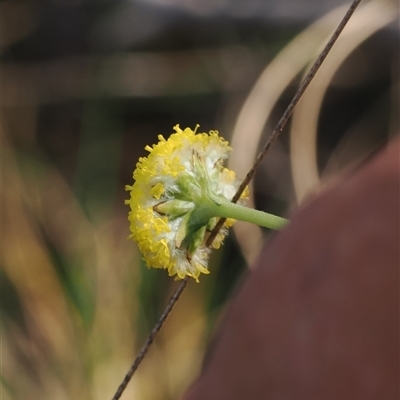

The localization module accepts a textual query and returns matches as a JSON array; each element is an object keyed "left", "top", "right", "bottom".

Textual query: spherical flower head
[{"left": 125, "top": 124, "right": 247, "bottom": 282}]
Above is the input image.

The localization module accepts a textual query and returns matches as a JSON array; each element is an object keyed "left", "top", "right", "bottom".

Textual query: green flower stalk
[{"left": 125, "top": 125, "right": 287, "bottom": 282}]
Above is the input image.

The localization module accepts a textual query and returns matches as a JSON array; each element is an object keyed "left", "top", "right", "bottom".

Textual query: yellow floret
[{"left": 125, "top": 124, "right": 246, "bottom": 281}]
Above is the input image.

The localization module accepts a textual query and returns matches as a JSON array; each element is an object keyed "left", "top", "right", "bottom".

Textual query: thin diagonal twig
[
  {"left": 111, "top": 1, "right": 362, "bottom": 398},
  {"left": 207, "top": 0, "right": 362, "bottom": 244},
  {"left": 111, "top": 277, "right": 188, "bottom": 400}
]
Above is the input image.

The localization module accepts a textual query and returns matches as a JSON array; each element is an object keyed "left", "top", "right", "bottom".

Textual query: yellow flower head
[{"left": 125, "top": 124, "right": 246, "bottom": 282}]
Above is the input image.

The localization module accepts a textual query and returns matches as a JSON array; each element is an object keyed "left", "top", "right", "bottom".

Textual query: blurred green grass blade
[
  {"left": 39, "top": 225, "right": 95, "bottom": 328},
  {"left": 0, "top": 267, "right": 27, "bottom": 331}
]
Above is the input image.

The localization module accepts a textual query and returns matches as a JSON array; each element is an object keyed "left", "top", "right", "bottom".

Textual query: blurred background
[{"left": 1, "top": 0, "right": 398, "bottom": 399}]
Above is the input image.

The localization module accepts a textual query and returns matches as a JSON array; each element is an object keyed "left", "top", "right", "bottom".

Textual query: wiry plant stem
[
  {"left": 207, "top": 0, "right": 362, "bottom": 245},
  {"left": 111, "top": 278, "right": 188, "bottom": 400},
  {"left": 111, "top": 1, "right": 362, "bottom": 398},
  {"left": 230, "top": 0, "right": 363, "bottom": 204}
]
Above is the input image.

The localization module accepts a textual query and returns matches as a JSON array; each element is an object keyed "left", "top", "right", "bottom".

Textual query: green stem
[{"left": 203, "top": 196, "right": 288, "bottom": 230}]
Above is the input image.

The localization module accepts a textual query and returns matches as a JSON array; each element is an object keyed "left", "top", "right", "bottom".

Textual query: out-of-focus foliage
[{"left": 1, "top": 0, "right": 398, "bottom": 399}]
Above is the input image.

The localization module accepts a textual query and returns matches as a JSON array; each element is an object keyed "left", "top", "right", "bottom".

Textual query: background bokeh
[{"left": 2, "top": 0, "right": 398, "bottom": 399}]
